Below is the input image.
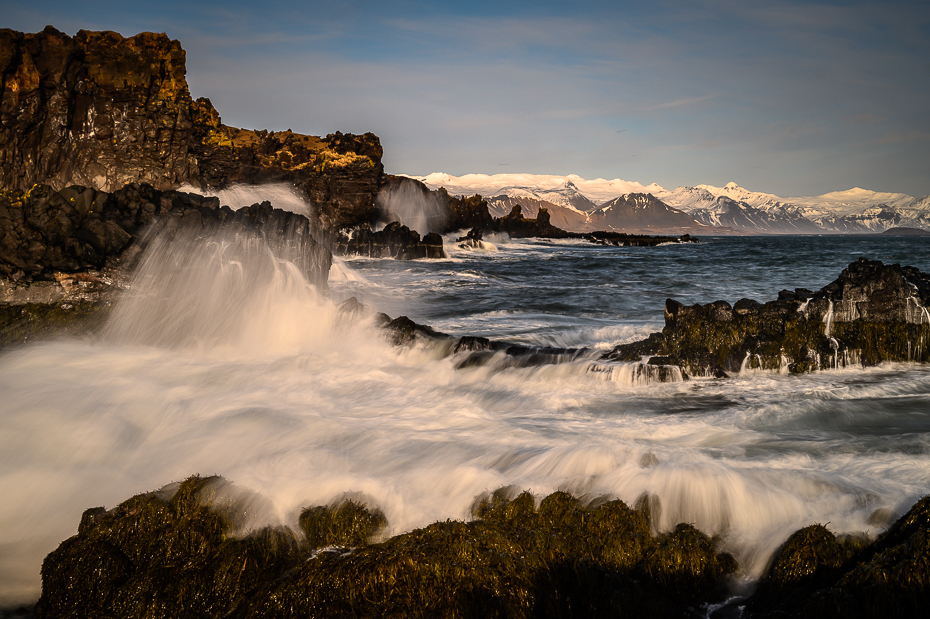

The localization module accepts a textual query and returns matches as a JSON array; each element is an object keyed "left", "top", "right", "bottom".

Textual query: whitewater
[{"left": 2, "top": 220, "right": 930, "bottom": 606}]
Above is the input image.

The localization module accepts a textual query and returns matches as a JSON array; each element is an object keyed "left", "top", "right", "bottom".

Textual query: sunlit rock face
[
  {"left": 606, "top": 258, "right": 930, "bottom": 376},
  {"left": 0, "top": 27, "right": 197, "bottom": 193},
  {"left": 0, "top": 27, "right": 384, "bottom": 234}
]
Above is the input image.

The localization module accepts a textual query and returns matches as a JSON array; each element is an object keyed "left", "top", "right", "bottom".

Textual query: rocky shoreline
[
  {"left": 12, "top": 476, "right": 927, "bottom": 619},
  {"left": 4, "top": 25, "right": 930, "bottom": 619},
  {"left": 607, "top": 258, "right": 930, "bottom": 378}
]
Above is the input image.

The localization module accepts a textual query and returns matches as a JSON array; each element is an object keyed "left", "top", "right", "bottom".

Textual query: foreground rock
[
  {"left": 31, "top": 474, "right": 930, "bottom": 619},
  {"left": 606, "top": 258, "right": 930, "bottom": 376},
  {"left": 36, "top": 476, "right": 736, "bottom": 619},
  {"left": 743, "top": 497, "right": 930, "bottom": 618}
]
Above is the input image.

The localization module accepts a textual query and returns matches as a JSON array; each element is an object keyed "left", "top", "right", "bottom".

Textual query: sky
[{"left": 3, "top": 0, "right": 930, "bottom": 197}]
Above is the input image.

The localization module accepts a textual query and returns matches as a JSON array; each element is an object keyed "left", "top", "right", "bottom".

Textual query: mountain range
[{"left": 410, "top": 173, "right": 930, "bottom": 235}]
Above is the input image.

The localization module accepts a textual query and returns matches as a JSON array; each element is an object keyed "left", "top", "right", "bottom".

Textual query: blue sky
[{"left": 4, "top": 0, "right": 929, "bottom": 197}]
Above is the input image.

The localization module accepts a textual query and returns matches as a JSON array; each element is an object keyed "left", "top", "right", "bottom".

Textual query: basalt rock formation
[
  {"left": 606, "top": 258, "right": 930, "bottom": 377},
  {"left": 0, "top": 183, "right": 330, "bottom": 288},
  {"left": 0, "top": 27, "right": 383, "bottom": 235},
  {"left": 496, "top": 204, "right": 574, "bottom": 239}
]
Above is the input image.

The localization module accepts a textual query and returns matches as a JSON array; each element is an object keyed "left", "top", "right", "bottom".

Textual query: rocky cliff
[
  {"left": 0, "top": 182, "right": 332, "bottom": 347},
  {"left": 607, "top": 258, "right": 930, "bottom": 376},
  {"left": 0, "top": 26, "right": 384, "bottom": 234}
]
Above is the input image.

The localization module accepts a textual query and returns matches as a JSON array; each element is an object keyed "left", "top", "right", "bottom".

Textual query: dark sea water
[{"left": 2, "top": 232, "right": 930, "bottom": 605}]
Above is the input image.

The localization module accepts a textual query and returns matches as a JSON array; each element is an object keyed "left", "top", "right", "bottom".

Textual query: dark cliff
[{"left": 0, "top": 26, "right": 384, "bottom": 234}]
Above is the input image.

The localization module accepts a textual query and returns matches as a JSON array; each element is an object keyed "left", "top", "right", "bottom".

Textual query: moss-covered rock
[
  {"left": 743, "top": 497, "right": 930, "bottom": 618},
  {"left": 0, "top": 301, "right": 108, "bottom": 348},
  {"left": 37, "top": 481, "right": 742, "bottom": 619},
  {"left": 606, "top": 259, "right": 930, "bottom": 377}
]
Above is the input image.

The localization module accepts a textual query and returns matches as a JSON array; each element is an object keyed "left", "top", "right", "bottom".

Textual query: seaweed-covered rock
[
  {"left": 606, "top": 258, "right": 930, "bottom": 376},
  {"left": 299, "top": 499, "right": 387, "bottom": 549},
  {"left": 35, "top": 476, "right": 305, "bottom": 619},
  {"left": 37, "top": 481, "right": 740, "bottom": 619},
  {"left": 743, "top": 497, "right": 930, "bottom": 619}
]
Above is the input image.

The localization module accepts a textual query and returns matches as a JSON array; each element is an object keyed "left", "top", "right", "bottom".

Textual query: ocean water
[{"left": 2, "top": 230, "right": 930, "bottom": 606}]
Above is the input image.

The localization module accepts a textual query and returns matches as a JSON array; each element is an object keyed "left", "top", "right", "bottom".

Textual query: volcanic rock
[
  {"left": 0, "top": 27, "right": 383, "bottom": 236},
  {"left": 335, "top": 221, "right": 445, "bottom": 260},
  {"left": 606, "top": 258, "right": 930, "bottom": 376}
]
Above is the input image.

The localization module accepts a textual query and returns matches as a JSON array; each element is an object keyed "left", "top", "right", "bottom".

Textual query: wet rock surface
[
  {"left": 334, "top": 222, "right": 444, "bottom": 260},
  {"left": 30, "top": 473, "right": 930, "bottom": 619},
  {"left": 606, "top": 258, "right": 930, "bottom": 376},
  {"left": 743, "top": 497, "right": 930, "bottom": 619},
  {"left": 34, "top": 476, "right": 738, "bottom": 619},
  {"left": 0, "top": 183, "right": 331, "bottom": 347},
  {"left": 0, "top": 183, "right": 330, "bottom": 287}
]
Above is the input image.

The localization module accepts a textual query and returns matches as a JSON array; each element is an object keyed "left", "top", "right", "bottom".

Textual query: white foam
[{"left": 177, "top": 182, "right": 311, "bottom": 216}]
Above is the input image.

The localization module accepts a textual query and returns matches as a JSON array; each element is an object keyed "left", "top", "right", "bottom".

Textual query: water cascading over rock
[{"left": 606, "top": 258, "right": 930, "bottom": 376}]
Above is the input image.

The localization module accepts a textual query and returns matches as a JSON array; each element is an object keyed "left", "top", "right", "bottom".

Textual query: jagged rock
[
  {"left": 0, "top": 183, "right": 330, "bottom": 288},
  {"left": 0, "top": 183, "right": 331, "bottom": 348},
  {"left": 438, "top": 188, "right": 496, "bottom": 232},
  {"left": 605, "top": 258, "right": 930, "bottom": 376},
  {"left": 0, "top": 27, "right": 383, "bottom": 236},
  {"left": 335, "top": 221, "right": 444, "bottom": 260},
  {"left": 382, "top": 315, "right": 450, "bottom": 346},
  {"left": 496, "top": 204, "right": 574, "bottom": 238}
]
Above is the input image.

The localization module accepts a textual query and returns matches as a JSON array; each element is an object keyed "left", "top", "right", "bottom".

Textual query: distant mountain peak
[{"left": 409, "top": 172, "right": 930, "bottom": 235}]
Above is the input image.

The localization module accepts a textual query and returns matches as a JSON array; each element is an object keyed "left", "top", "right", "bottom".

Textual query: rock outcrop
[
  {"left": 606, "top": 258, "right": 930, "bottom": 376},
  {"left": 0, "top": 183, "right": 331, "bottom": 347},
  {"left": 334, "top": 222, "right": 444, "bottom": 260},
  {"left": 35, "top": 476, "right": 737, "bottom": 619},
  {"left": 0, "top": 183, "right": 330, "bottom": 288},
  {"left": 742, "top": 497, "right": 930, "bottom": 619},
  {"left": 0, "top": 27, "right": 383, "bottom": 235}
]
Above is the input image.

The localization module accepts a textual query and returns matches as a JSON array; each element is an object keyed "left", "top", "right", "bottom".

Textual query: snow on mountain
[
  {"left": 590, "top": 193, "right": 710, "bottom": 232},
  {"left": 693, "top": 182, "right": 788, "bottom": 211},
  {"left": 534, "top": 181, "right": 599, "bottom": 213},
  {"left": 410, "top": 172, "right": 664, "bottom": 204},
  {"left": 409, "top": 172, "right": 930, "bottom": 234},
  {"left": 660, "top": 186, "right": 819, "bottom": 233},
  {"left": 794, "top": 187, "right": 917, "bottom": 215},
  {"left": 486, "top": 195, "right": 591, "bottom": 231}
]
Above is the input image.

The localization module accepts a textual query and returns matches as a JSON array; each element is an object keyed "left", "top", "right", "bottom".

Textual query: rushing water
[{"left": 2, "top": 231, "right": 930, "bottom": 606}]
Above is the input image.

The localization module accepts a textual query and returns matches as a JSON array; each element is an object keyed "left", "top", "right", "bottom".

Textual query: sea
[{"left": 2, "top": 223, "right": 930, "bottom": 606}]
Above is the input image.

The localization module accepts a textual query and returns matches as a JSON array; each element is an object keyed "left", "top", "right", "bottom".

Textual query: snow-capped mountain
[
  {"left": 590, "top": 193, "right": 710, "bottom": 232},
  {"left": 485, "top": 194, "right": 591, "bottom": 231},
  {"left": 410, "top": 172, "right": 930, "bottom": 235}
]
